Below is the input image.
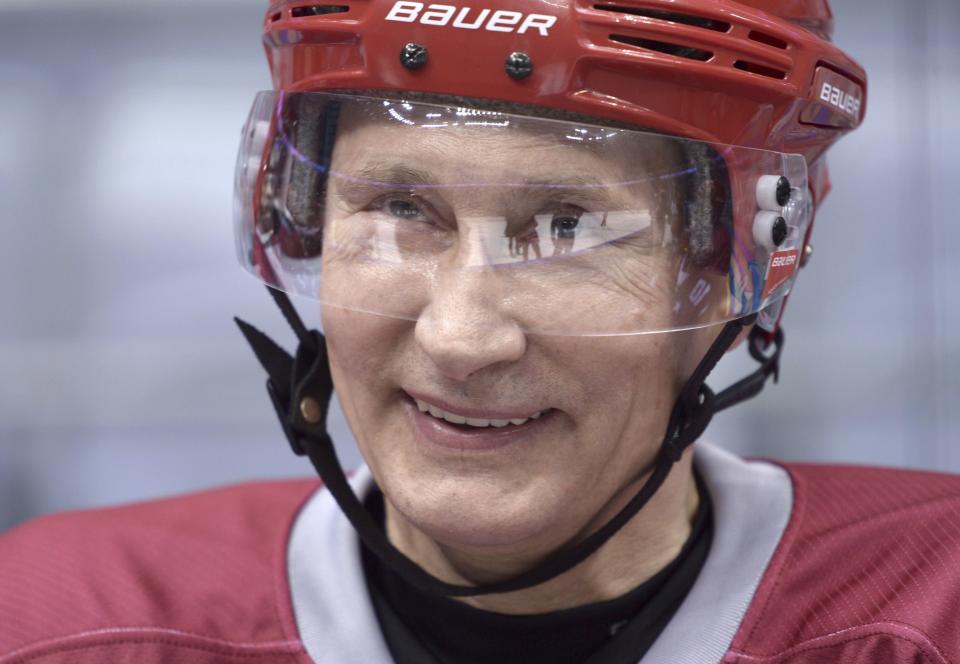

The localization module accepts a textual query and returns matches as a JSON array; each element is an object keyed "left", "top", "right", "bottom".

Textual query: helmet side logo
[
  {"left": 819, "top": 82, "right": 861, "bottom": 119},
  {"left": 762, "top": 249, "right": 799, "bottom": 302},
  {"left": 801, "top": 66, "right": 864, "bottom": 129},
  {"left": 385, "top": 2, "right": 558, "bottom": 36}
]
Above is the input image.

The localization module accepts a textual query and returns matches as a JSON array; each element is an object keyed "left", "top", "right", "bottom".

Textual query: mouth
[
  {"left": 413, "top": 396, "right": 546, "bottom": 428},
  {"left": 403, "top": 391, "right": 554, "bottom": 452}
]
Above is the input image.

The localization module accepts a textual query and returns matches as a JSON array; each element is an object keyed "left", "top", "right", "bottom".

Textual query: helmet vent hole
[
  {"left": 733, "top": 60, "right": 787, "bottom": 80},
  {"left": 291, "top": 5, "right": 350, "bottom": 18},
  {"left": 594, "top": 5, "right": 730, "bottom": 32},
  {"left": 748, "top": 31, "right": 789, "bottom": 50},
  {"left": 270, "top": 11, "right": 282, "bottom": 22},
  {"left": 609, "top": 35, "right": 712, "bottom": 62}
]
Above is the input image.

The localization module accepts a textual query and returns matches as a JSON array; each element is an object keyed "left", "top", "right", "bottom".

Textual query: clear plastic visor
[{"left": 235, "top": 91, "right": 811, "bottom": 336}]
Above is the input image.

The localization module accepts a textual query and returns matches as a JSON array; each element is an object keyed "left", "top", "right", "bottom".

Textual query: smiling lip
[
  {"left": 402, "top": 391, "right": 552, "bottom": 452},
  {"left": 403, "top": 390, "right": 545, "bottom": 422}
]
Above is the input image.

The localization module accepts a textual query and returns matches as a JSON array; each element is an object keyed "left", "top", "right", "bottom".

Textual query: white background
[{"left": 1, "top": 0, "right": 958, "bottom": 531}]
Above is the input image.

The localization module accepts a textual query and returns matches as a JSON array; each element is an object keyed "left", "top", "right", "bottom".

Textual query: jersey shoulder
[
  {"left": 0, "top": 479, "right": 319, "bottom": 663},
  {"left": 727, "top": 462, "right": 960, "bottom": 664}
]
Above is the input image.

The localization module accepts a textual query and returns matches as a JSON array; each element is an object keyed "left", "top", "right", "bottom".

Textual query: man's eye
[
  {"left": 363, "top": 194, "right": 433, "bottom": 224},
  {"left": 387, "top": 198, "right": 426, "bottom": 221},
  {"left": 549, "top": 206, "right": 585, "bottom": 239}
]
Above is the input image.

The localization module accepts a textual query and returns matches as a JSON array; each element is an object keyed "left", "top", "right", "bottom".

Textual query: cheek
[
  {"left": 322, "top": 306, "right": 409, "bottom": 445},
  {"left": 580, "top": 254, "right": 681, "bottom": 335},
  {"left": 324, "top": 307, "right": 380, "bottom": 386},
  {"left": 553, "top": 334, "right": 681, "bottom": 462}
]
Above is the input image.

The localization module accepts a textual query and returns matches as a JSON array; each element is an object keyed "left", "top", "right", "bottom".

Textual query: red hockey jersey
[{"left": 1, "top": 443, "right": 959, "bottom": 663}]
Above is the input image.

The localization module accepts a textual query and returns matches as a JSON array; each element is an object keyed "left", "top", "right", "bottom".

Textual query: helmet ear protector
[{"left": 236, "top": 0, "right": 865, "bottom": 596}]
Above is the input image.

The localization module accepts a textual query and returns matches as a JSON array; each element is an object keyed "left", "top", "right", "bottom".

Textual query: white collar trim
[
  {"left": 642, "top": 443, "right": 792, "bottom": 662},
  {"left": 288, "top": 442, "right": 793, "bottom": 663}
]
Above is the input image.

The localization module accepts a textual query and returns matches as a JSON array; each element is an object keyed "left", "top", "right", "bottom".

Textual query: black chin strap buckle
[
  {"left": 669, "top": 384, "right": 717, "bottom": 460},
  {"left": 663, "top": 314, "right": 757, "bottom": 464},
  {"left": 267, "top": 379, "right": 306, "bottom": 456},
  {"left": 713, "top": 325, "right": 784, "bottom": 413},
  {"left": 234, "top": 287, "right": 335, "bottom": 460},
  {"left": 748, "top": 325, "right": 784, "bottom": 384}
]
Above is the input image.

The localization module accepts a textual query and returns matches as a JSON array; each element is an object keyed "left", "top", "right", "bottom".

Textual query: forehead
[{"left": 330, "top": 100, "right": 681, "bottom": 184}]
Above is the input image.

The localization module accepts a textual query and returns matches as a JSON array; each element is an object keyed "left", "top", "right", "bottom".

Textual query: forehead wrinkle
[
  {"left": 336, "top": 151, "right": 643, "bottom": 197},
  {"left": 334, "top": 152, "right": 619, "bottom": 191},
  {"left": 336, "top": 100, "right": 681, "bottom": 176},
  {"left": 339, "top": 115, "right": 636, "bottom": 173},
  {"left": 332, "top": 123, "right": 665, "bottom": 212}
]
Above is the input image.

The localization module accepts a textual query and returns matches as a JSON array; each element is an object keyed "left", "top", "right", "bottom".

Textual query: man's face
[{"left": 318, "top": 104, "right": 714, "bottom": 552}]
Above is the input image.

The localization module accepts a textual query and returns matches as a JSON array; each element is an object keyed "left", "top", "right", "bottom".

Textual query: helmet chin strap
[{"left": 236, "top": 286, "right": 783, "bottom": 597}]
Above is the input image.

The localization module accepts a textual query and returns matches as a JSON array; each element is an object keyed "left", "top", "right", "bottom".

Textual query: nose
[{"left": 414, "top": 269, "right": 526, "bottom": 382}]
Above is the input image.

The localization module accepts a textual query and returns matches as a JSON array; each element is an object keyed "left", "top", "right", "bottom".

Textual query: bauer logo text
[
  {"left": 819, "top": 82, "right": 861, "bottom": 119},
  {"left": 385, "top": 2, "right": 558, "bottom": 36}
]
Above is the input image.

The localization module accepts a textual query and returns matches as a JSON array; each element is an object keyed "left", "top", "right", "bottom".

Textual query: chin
[{"left": 383, "top": 470, "right": 570, "bottom": 551}]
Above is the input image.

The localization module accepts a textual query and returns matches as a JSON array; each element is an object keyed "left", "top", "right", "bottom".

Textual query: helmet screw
[
  {"left": 756, "top": 175, "right": 792, "bottom": 211},
  {"left": 771, "top": 216, "right": 788, "bottom": 247},
  {"left": 505, "top": 52, "right": 533, "bottom": 80},
  {"left": 400, "top": 43, "right": 428, "bottom": 70},
  {"left": 801, "top": 243, "right": 814, "bottom": 267},
  {"left": 753, "top": 210, "right": 789, "bottom": 250},
  {"left": 775, "top": 176, "right": 792, "bottom": 206},
  {"left": 299, "top": 396, "right": 323, "bottom": 424}
]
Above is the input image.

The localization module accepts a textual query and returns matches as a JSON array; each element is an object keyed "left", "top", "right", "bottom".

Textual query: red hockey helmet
[{"left": 234, "top": 0, "right": 866, "bottom": 336}]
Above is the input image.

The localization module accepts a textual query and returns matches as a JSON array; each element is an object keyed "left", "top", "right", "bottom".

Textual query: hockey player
[{"left": 3, "top": 1, "right": 960, "bottom": 663}]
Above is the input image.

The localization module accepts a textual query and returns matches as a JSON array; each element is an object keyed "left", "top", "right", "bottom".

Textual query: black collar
[{"left": 361, "top": 472, "right": 714, "bottom": 664}]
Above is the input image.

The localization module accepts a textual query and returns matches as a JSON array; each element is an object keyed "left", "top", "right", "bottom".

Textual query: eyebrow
[{"left": 329, "top": 163, "right": 628, "bottom": 206}]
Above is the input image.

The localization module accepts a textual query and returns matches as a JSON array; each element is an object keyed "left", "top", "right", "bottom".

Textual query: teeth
[{"left": 414, "top": 398, "right": 544, "bottom": 429}]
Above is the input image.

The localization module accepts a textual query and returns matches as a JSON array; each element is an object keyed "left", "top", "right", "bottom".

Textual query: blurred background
[{"left": 1, "top": 0, "right": 957, "bottom": 532}]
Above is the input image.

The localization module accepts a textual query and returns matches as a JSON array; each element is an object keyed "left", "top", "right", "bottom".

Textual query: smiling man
[
  {"left": 4, "top": 1, "right": 960, "bottom": 663},
  {"left": 317, "top": 97, "right": 706, "bottom": 615}
]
